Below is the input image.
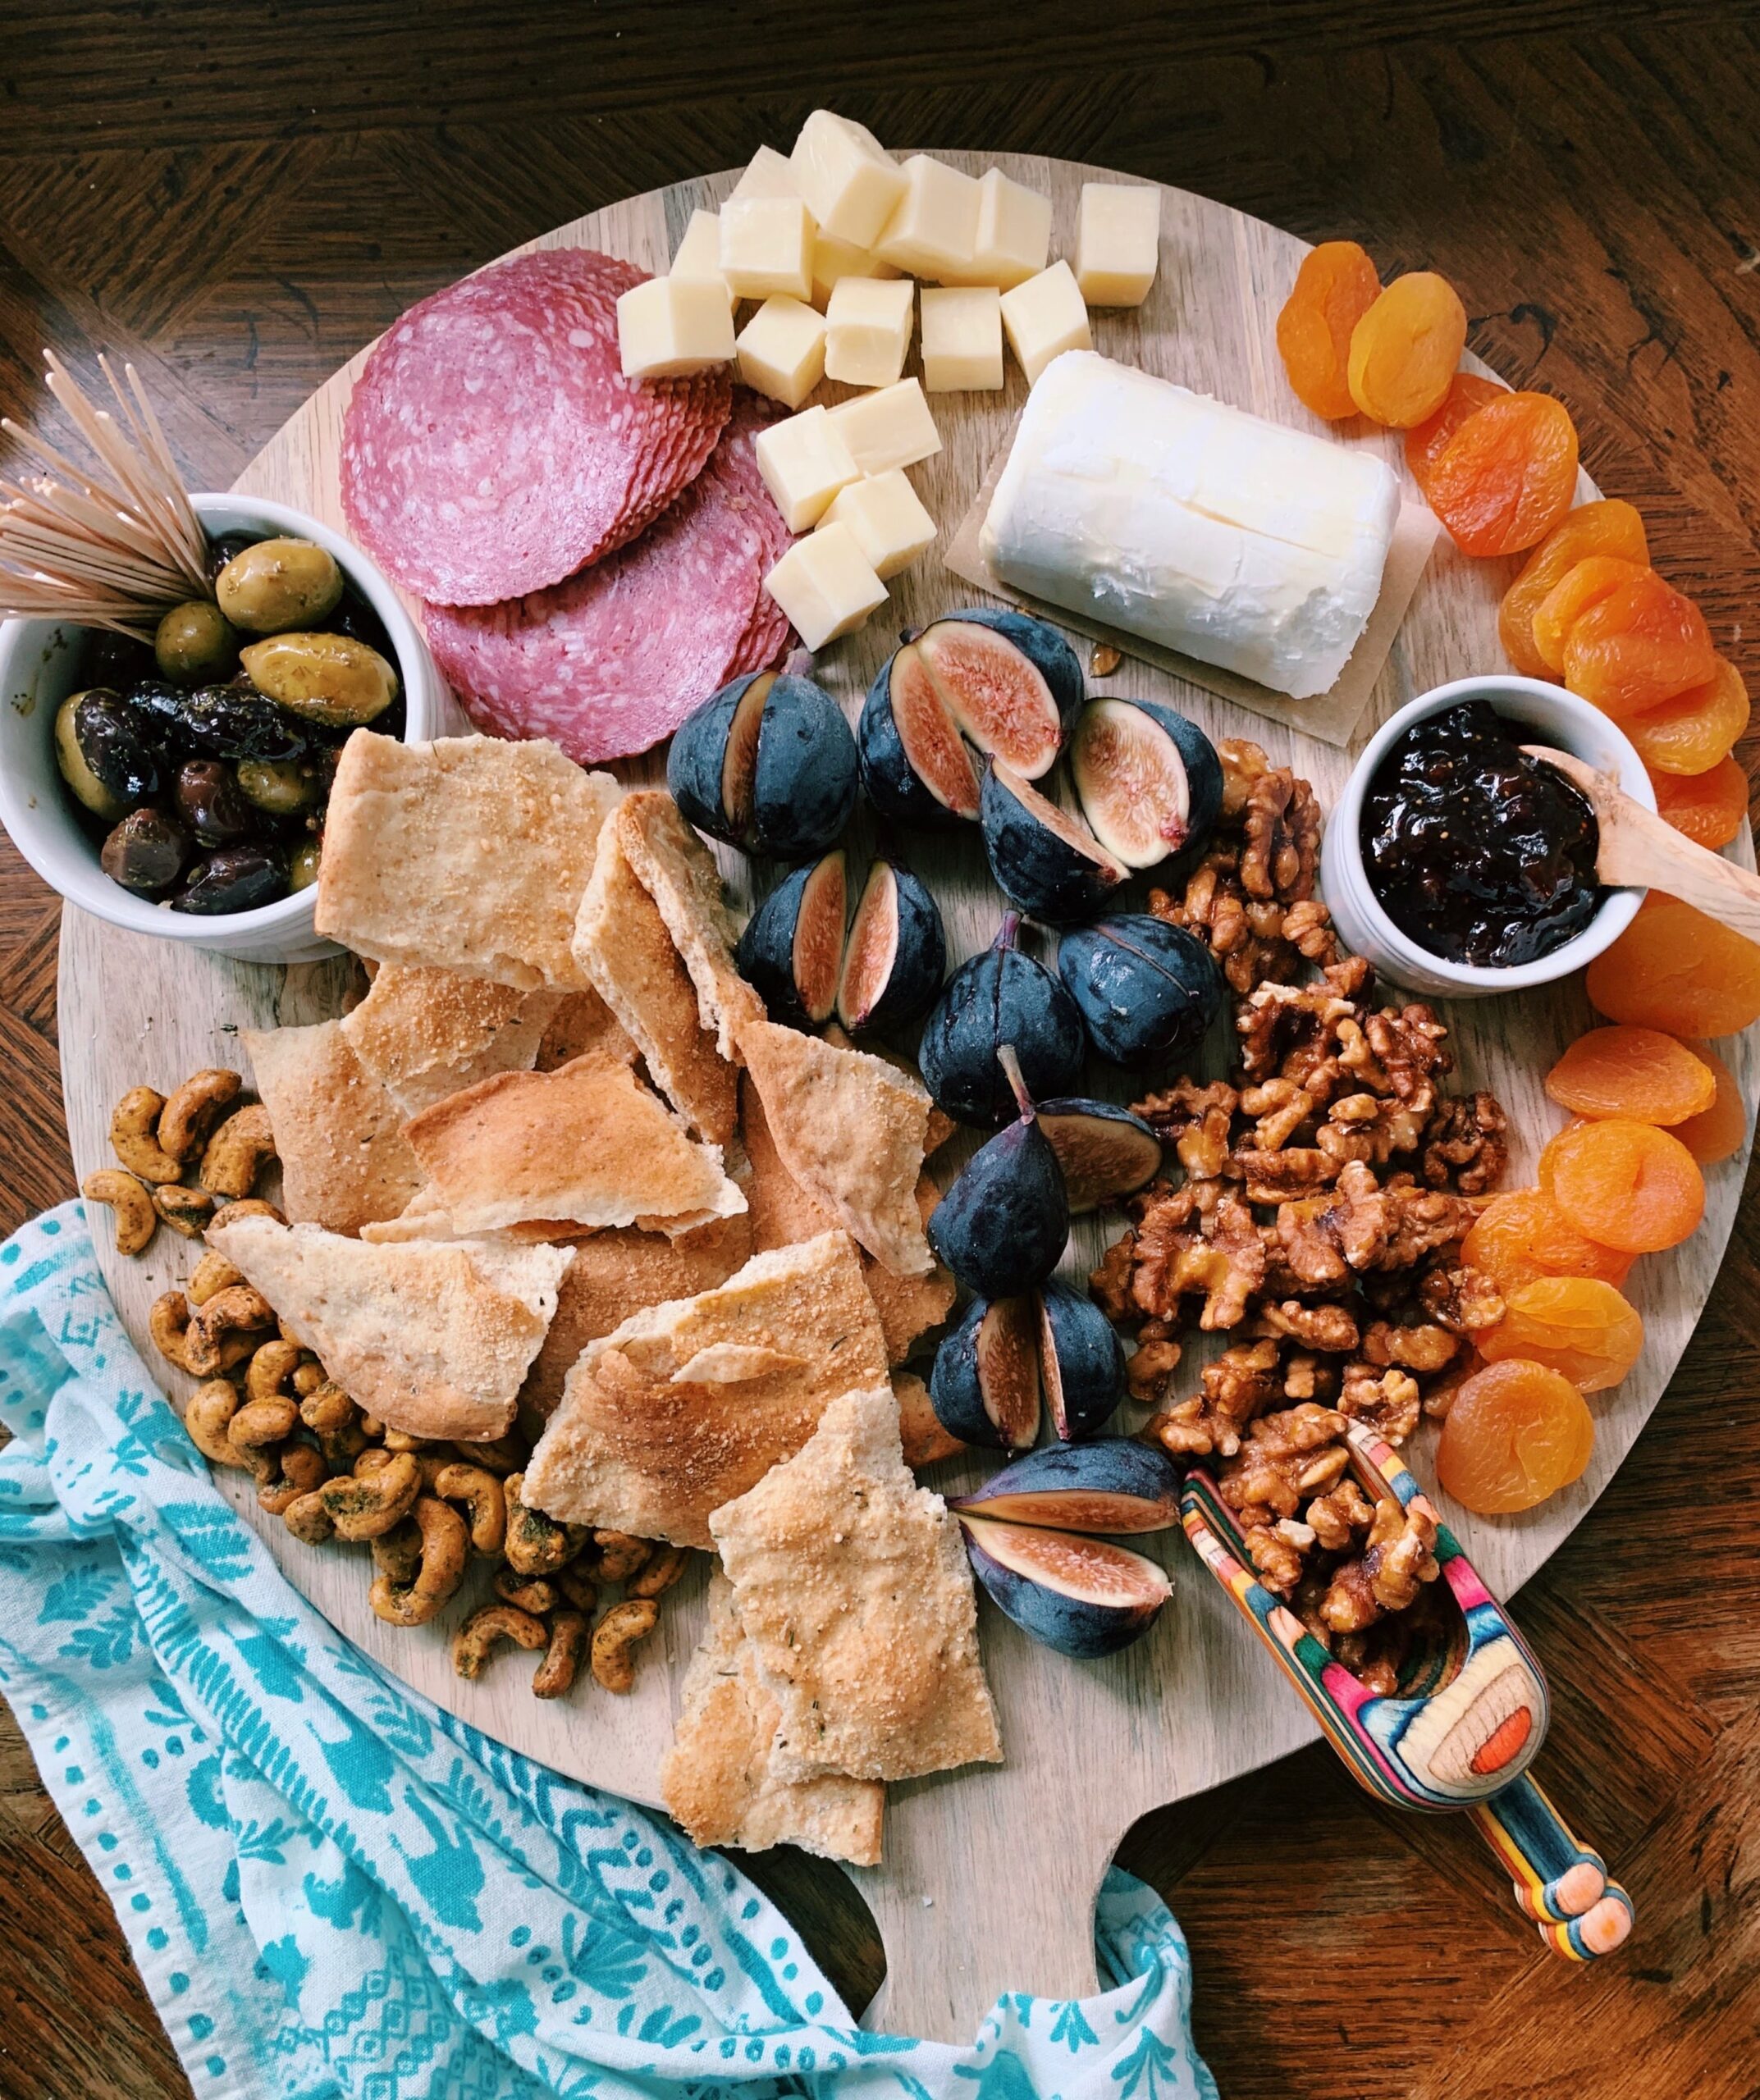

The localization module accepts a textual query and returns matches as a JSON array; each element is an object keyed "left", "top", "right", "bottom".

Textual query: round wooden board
[{"left": 58, "top": 153, "right": 1757, "bottom": 2043}]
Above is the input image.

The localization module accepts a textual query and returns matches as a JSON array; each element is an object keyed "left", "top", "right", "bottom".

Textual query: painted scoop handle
[{"left": 1470, "top": 1773, "right": 1634, "bottom": 1959}]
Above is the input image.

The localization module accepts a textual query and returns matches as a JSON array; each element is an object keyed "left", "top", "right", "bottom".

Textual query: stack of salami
[{"left": 341, "top": 249, "right": 793, "bottom": 765}]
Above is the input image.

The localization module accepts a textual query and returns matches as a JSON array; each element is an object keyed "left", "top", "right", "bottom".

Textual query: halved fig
[
  {"left": 1037, "top": 1279, "right": 1126, "bottom": 1440},
  {"left": 836, "top": 858, "right": 947, "bottom": 1034},
  {"left": 917, "top": 611, "right": 1076, "bottom": 778},
  {"left": 1069, "top": 697, "right": 1223, "bottom": 871},
  {"left": 1036, "top": 1098, "right": 1163, "bottom": 1213},
  {"left": 953, "top": 1440, "right": 1182, "bottom": 1532},
  {"left": 734, "top": 850, "right": 848, "bottom": 1028},
  {"left": 960, "top": 1513, "right": 1171, "bottom": 1656},
  {"left": 981, "top": 762, "right": 1126, "bottom": 924},
  {"left": 858, "top": 641, "right": 981, "bottom": 825},
  {"left": 1058, "top": 914, "right": 1222, "bottom": 1065},
  {"left": 930, "top": 1295, "right": 1041, "bottom": 1450},
  {"left": 918, "top": 915, "right": 1086, "bottom": 1130},
  {"left": 669, "top": 666, "right": 857, "bottom": 858},
  {"left": 719, "top": 671, "right": 771, "bottom": 833}
]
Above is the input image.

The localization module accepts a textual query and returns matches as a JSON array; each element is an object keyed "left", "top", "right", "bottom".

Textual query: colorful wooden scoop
[{"left": 1182, "top": 1423, "right": 1634, "bottom": 1960}]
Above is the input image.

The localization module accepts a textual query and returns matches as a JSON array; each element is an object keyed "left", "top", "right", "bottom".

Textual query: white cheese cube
[
  {"left": 765, "top": 524, "right": 889, "bottom": 651},
  {"left": 752, "top": 405, "right": 861, "bottom": 531},
  {"left": 823, "top": 276, "right": 915, "bottom": 388},
  {"left": 969, "top": 168, "right": 1053, "bottom": 289},
  {"left": 828, "top": 377, "right": 943, "bottom": 475},
  {"left": 730, "top": 144, "right": 800, "bottom": 201},
  {"left": 819, "top": 468, "right": 936, "bottom": 579},
  {"left": 919, "top": 286, "right": 1003, "bottom": 390},
  {"left": 809, "top": 230, "right": 900, "bottom": 310},
  {"left": 736, "top": 296, "right": 827, "bottom": 409},
  {"left": 874, "top": 154, "right": 981, "bottom": 283},
  {"left": 1075, "top": 183, "right": 1162, "bottom": 307},
  {"left": 670, "top": 208, "right": 734, "bottom": 309},
  {"left": 615, "top": 276, "right": 735, "bottom": 380},
  {"left": 790, "top": 110, "right": 906, "bottom": 249},
  {"left": 999, "top": 261, "right": 1092, "bottom": 386},
  {"left": 719, "top": 197, "right": 814, "bottom": 302}
]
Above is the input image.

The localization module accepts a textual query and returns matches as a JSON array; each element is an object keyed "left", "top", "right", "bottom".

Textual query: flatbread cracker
[
  {"left": 661, "top": 1570, "right": 885, "bottom": 1866},
  {"left": 737, "top": 1018, "right": 933, "bottom": 1277},
  {"left": 243, "top": 1020, "right": 423, "bottom": 1236},
  {"left": 535, "top": 988, "right": 638, "bottom": 1071},
  {"left": 314, "top": 732, "right": 620, "bottom": 989},
  {"left": 339, "top": 963, "right": 559, "bottom": 1115},
  {"left": 523, "top": 1231, "right": 889, "bottom": 1547},
  {"left": 208, "top": 1214, "right": 571, "bottom": 1442},
  {"left": 401, "top": 1053, "right": 744, "bottom": 1237},
  {"left": 711, "top": 1385, "right": 1003, "bottom": 1783}
]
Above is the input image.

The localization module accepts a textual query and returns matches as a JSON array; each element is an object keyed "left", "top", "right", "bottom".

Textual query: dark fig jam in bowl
[{"left": 1321, "top": 676, "right": 1654, "bottom": 1000}]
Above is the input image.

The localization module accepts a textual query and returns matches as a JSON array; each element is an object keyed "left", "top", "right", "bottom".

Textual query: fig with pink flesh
[
  {"left": 927, "top": 1048, "right": 1069, "bottom": 1298},
  {"left": 1069, "top": 697, "right": 1222, "bottom": 873},
  {"left": 930, "top": 1295, "right": 1040, "bottom": 1450},
  {"left": 960, "top": 1513, "right": 1172, "bottom": 1656},
  {"left": 735, "top": 850, "right": 848, "bottom": 1028},
  {"left": 1037, "top": 1280, "right": 1125, "bottom": 1440},
  {"left": 668, "top": 666, "right": 857, "bottom": 858},
  {"left": 858, "top": 641, "right": 981, "bottom": 827},
  {"left": 835, "top": 858, "right": 946, "bottom": 1034},
  {"left": 915, "top": 609, "right": 1080, "bottom": 774},
  {"left": 1035, "top": 1098, "right": 1162, "bottom": 1212},
  {"left": 953, "top": 1440, "right": 1182, "bottom": 1532},
  {"left": 981, "top": 761, "right": 1126, "bottom": 924},
  {"left": 918, "top": 916, "right": 1085, "bottom": 1130}
]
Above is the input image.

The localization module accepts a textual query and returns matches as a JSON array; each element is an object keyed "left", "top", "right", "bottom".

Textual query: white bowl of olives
[{"left": 0, "top": 493, "right": 450, "bottom": 964}]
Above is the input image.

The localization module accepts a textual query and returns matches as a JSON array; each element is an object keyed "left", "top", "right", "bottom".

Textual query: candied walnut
[
  {"left": 1132, "top": 1189, "right": 1265, "bottom": 1329},
  {"left": 1365, "top": 1004, "right": 1453, "bottom": 1102},
  {"left": 1306, "top": 1477, "right": 1376, "bottom": 1551},
  {"left": 1141, "top": 1395, "right": 1214, "bottom": 1459},
  {"left": 1282, "top": 897, "right": 1340, "bottom": 966},
  {"left": 1363, "top": 1320, "right": 1460, "bottom": 1372},
  {"left": 1244, "top": 1522, "right": 1305, "bottom": 1596},
  {"left": 1255, "top": 1298, "right": 1360, "bottom": 1353},
  {"left": 1127, "top": 1330, "right": 1183, "bottom": 1403},
  {"left": 1090, "top": 1232, "right": 1136, "bottom": 1322},
  {"left": 1218, "top": 737, "right": 1273, "bottom": 820},
  {"left": 1318, "top": 1090, "right": 1430, "bottom": 1168},
  {"left": 1241, "top": 766, "right": 1321, "bottom": 903},
  {"left": 1239, "top": 1077, "right": 1319, "bottom": 1152},
  {"left": 1133, "top": 1079, "right": 1239, "bottom": 1181},
  {"left": 1218, "top": 1402, "right": 1351, "bottom": 1520},
  {"left": 1419, "top": 1262, "right": 1506, "bottom": 1334},
  {"left": 1367, "top": 1497, "right": 1440, "bottom": 1613},
  {"left": 1338, "top": 1363, "right": 1424, "bottom": 1442},
  {"left": 1321, "top": 1554, "right": 1381, "bottom": 1632},
  {"left": 1200, "top": 1337, "right": 1282, "bottom": 1446},
  {"left": 1281, "top": 1349, "right": 1340, "bottom": 1402},
  {"left": 1423, "top": 1089, "right": 1510, "bottom": 1195},
  {"left": 1235, "top": 1146, "right": 1335, "bottom": 1204},
  {"left": 1237, "top": 980, "right": 1356, "bottom": 1085}
]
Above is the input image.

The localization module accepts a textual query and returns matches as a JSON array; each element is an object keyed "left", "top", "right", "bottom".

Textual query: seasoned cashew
[
  {"left": 245, "top": 1337, "right": 312, "bottom": 1407},
  {"left": 158, "top": 1068, "right": 242, "bottom": 1162},
  {"left": 187, "top": 1248, "right": 245, "bottom": 1306},
  {"left": 282, "top": 1490, "right": 335, "bottom": 1545},
  {"left": 150, "top": 1290, "right": 200, "bottom": 1374},
  {"left": 555, "top": 1564, "right": 599, "bottom": 1617},
  {"left": 227, "top": 1395, "right": 299, "bottom": 1449},
  {"left": 359, "top": 1414, "right": 385, "bottom": 1439},
  {"left": 505, "top": 1473, "right": 587, "bottom": 1576},
  {"left": 382, "top": 1428, "right": 434, "bottom": 1454},
  {"left": 371, "top": 1499, "right": 470, "bottom": 1628},
  {"left": 449, "top": 1433, "right": 527, "bottom": 1477},
  {"left": 199, "top": 1102, "right": 277, "bottom": 1199},
  {"left": 184, "top": 1285, "right": 276, "bottom": 1377},
  {"left": 493, "top": 1570, "right": 560, "bottom": 1614},
  {"left": 626, "top": 1545, "right": 689, "bottom": 1600},
  {"left": 371, "top": 1518, "right": 423, "bottom": 1587},
  {"left": 317, "top": 1450, "right": 420, "bottom": 1540},
  {"left": 183, "top": 1380, "right": 245, "bottom": 1467},
  {"left": 153, "top": 1185, "right": 214, "bottom": 1238},
  {"left": 81, "top": 1170, "right": 157, "bottom": 1256},
  {"left": 593, "top": 1531, "right": 653, "bottom": 1585},
  {"left": 110, "top": 1086, "right": 182, "bottom": 1184},
  {"left": 291, "top": 1359, "right": 326, "bottom": 1398},
  {"left": 276, "top": 1315, "right": 304, "bottom": 1345},
  {"left": 299, "top": 1380, "right": 355, "bottom": 1434},
  {"left": 591, "top": 1599, "right": 659, "bottom": 1693},
  {"left": 452, "top": 1603, "right": 547, "bottom": 1679},
  {"left": 533, "top": 1609, "right": 589, "bottom": 1699},
  {"left": 258, "top": 1442, "right": 327, "bottom": 1515},
  {"left": 208, "top": 1198, "right": 285, "bottom": 1236},
  {"left": 432, "top": 1463, "right": 506, "bottom": 1556}
]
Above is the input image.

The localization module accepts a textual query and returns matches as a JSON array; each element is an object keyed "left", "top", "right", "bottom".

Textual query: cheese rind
[
  {"left": 999, "top": 262, "right": 1093, "bottom": 386},
  {"left": 978, "top": 350, "right": 1401, "bottom": 700},
  {"left": 670, "top": 209, "right": 735, "bottom": 309},
  {"left": 737, "top": 296, "right": 828, "bottom": 409},
  {"left": 919, "top": 285, "right": 1003, "bottom": 391},
  {"left": 823, "top": 276, "right": 915, "bottom": 389},
  {"left": 731, "top": 144, "right": 801, "bottom": 201},
  {"left": 765, "top": 526, "right": 888, "bottom": 651},
  {"left": 819, "top": 468, "right": 936, "bottom": 580},
  {"left": 875, "top": 155, "right": 981, "bottom": 282},
  {"left": 791, "top": 110, "right": 906, "bottom": 249},
  {"left": 1075, "top": 183, "right": 1162, "bottom": 308},
  {"left": 753, "top": 406, "right": 861, "bottom": 532},
  {"left": 828, "top": 378, "right": 942, "bottom": 476},
  {"left": 720, "top": 197, "right": 814, "bottom": 302},
  {"left": 969, "top": 168, "right": 1053, "bottom": 289},
  {"left": 615, "top": 276, "right": 736, "bottom": 379}
]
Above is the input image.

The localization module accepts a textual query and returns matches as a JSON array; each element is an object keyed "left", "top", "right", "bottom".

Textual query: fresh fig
[
  {"left": 927, "top": 1047, "right": 1070, "bottom": 1297},
  {"left": 669, "top": 666, "right": 857, "bottom": 857},
  {"left": 1036, "top": 1098, "right": 1163, "bottom": 1213},
  {"left": 858, "top": 640, "right": 983, "bottom": 827},
  {"left": 735, "top": 850, "right": 848, "bottom": 1028},
  {"left": 836, "top": 858, "right": 947, "bottom": 1034},
  {"left": 1069, "top": 697, "right": 1223, "bottom": 872},
  {"left": 960, "top": 1514, "right": 1172, "bottom": 1657},
  {"left": 918, "top": 915, "right": 1085, "bottom": 1130},
  {"left": 1036, "top": 1280, "right": 1126, "bottom": 1440},
  {"left": 929, "top": 1295, "right": 1040, "bottom": 1451},
  {"left": 1058, "top": 914, "right": 1223, "bottom": 1066},
  {"left": 953, "top": 1440, "right": 1182, "bottom": 1532},
  {"left": 915, "top": 609, "right": 1080, "bottom": 775},
  {"left": 981, "top": 762, "right": 1126, "bottom": 924}
]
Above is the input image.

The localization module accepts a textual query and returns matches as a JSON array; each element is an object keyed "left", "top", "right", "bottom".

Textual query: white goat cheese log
[{"left": 979, "top": 350, "right": 1401, "bottom": 698}]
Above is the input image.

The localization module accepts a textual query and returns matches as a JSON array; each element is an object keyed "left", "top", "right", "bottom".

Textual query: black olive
[
  {"left": 83, "top": 628, "right": 157, "bottom": 690},
  {"left": 73, "top": 691, "right": 160, "bottom": 806},
  {"left": 325, "top": 587, "right": 393, "bottom": 655},
  {"left": 204, "top": 531, "right": 259, "bottom": 583},
  {"left": 99, "top": 808, "right": 189, "bottom": 895},
  {"left": 120, "top": 676, "right": 197, "bottom": 750},
  {"left": 176, "top": 684, "right": 309, "bottom": 763},
  {"left": 173, "top": 759, "right": 254, "bottom": 845},
  {"left": 171, "top": 844, "right": 288, "bottom": 916}
]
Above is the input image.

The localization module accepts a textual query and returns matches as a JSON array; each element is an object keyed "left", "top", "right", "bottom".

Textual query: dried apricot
[
  {"left": 1479, "top": 1276, "right": 1643, "bottom": 1393},
  {"left": 1649, "top": 756, "right": 1748, "bottom": 849},
  {"left": 1563, "top": 572, "right": 1719, "bottom": 719},
  {"left": 1404, "top": 372, "right": 1504, "bottom": 494},
  {"left": 1585, "top": 892, "right": 1760, "bottom": 1037},
  {"left": 1346, "top": 272, "right": 1468, "bottom": 428},
  {"left": 1672, "top": 1045, "right": 1748, "bottom": 1166},
  {"left": 1538, "top": 1116, "right": 1704, "bottom": 1253},
  {"left": 1624, "top": 658, "right": 1750, "bottom": 776},
  {"left": 1499, "top": 500, "right": 1649, "bottom": 679},
  {"left": 1462, "top": 1186, "right": 1634, "bottom": 1294},
  {"left": 1544, "top": 1025, "right": 1717, "bottom": 1125},
  {"left": 1530, "top": 557, "right": 1651, "bottom": 674},
  {"left": 1424, "top": 393, "right": 1579, "bottom": 557},
  {"left": 1436, "top": 1357, "right": 1595, "bottom": 1514},
  {"left": 1278, "top": 241, "right": 1383, "bottom": 421}
]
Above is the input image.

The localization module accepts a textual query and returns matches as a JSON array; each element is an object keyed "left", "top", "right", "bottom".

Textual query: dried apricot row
[
  {"left": 1424, "top": 391, "right": 1579, "bottom": 557},
  {"left": 1405, "top": 372, "right": 1505, "bottom": 493},
  {"left": 1499, "top": 500, "right": 1649, "bottom": 679},
  {"left": 1672, "top": 1045, "right": 1748, "bottom": 1166},
  {"left": 1538, "top": 1116, "right": 1705, "bottom": 1253},
  {"left": 1585, "top": 892, "right": 1760, "bottom": 1038},
  {"left": 1562, "top": 571, "right": 1719, "bottom": 719},
  {"left": 1648, "top": 758, "right": 1747, "bottom": 850},
  {"left": 1346, "top": 271, "right": 1468, "bottom": 427},
  {"left": 1530, "top": 557, "right": 1651, "bottom": 674},
  {"left": 1462, "top": 1186, "right": 1634, "bottom": 1294},
  {"left": 1277, "top": 241, "right": 1383, "bottom": 421},
  {"left": 1436, "top": 1357, "right": 1595, "bottom": 1514},
  {"left": 1479, "top": 1276, "right": 1644, "bottom": 1393},
  {"left": 1544, "top": 1025, "right": 1717, "bottom": 1126},
  {"left": 1625, "top": 659, "right": 1750, "bottom": 776}
]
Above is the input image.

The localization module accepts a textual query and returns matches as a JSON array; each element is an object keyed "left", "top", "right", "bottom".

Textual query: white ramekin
[
  {"left": 0, "top": 492, "right": 443, "bottom": 966},
  {"left": 1321, "top": 674, "right": 1653, "bottom": 1000}
]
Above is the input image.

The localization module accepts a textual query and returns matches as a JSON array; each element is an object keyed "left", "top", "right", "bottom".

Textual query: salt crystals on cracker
[
  {"left": 243, "top": 1020, "right": 423, "bottom": 1236},
  {"left": 338, "top": 963, "right": 559, "bottom": 1116}
]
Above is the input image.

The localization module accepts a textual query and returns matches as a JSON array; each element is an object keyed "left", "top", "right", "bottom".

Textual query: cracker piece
[
  {"left": 536, "top": 988, "right": 638, "bottom": 1071},
  {"left": 894, "top": 1369, "right": 965, "bottom": 1468},
  {"left": 737, "top": 1017, "right": 933, "bottom": 1276},
  {"left": 208, "top": 1214, "right": 571, "bottom": 1442},
  {"left": 523, "top": 1231, "right": 889, "bottom": 1547},
  {"left": 339, "top": 964, "right": 559, "bottom": 1115},
  {"left": 711, "top": 1385, "right": 1003, "bottom": 1783},
  {"left": 314, "top": 731, "right": 620, "bottom": 989},
  {"left": 243, "top": 1020, "right": 423, "bottom": 1236},
  {"left": 661, "top": 1570, "right": 885, "bottom": 1866},
  {"left": 824, "top": 1021, "right": 958, "bottom": 1155},
  {"left": 401, "top": 1053, "right": 744, "bottom": 1236},
  {"left": 574, "top": 822, "right": 738, "bottom": 1144}
]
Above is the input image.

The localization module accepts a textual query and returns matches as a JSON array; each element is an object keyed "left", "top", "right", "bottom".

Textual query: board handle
[{"left": 1469, "top": 1773, "right": 1634, "bottom": 1959}]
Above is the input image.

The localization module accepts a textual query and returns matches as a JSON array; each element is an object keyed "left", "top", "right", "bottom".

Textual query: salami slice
[
  {"left": 341, "top": 249, "right": 732, "bottom": 606},
  {"left": 424, "top": 392, "right": 796, "bottom": 764}
]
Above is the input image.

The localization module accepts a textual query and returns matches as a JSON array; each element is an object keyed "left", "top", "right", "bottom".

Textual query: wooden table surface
[{"left": 2, "top": 4, "right": 1756, "bottom": 2093}]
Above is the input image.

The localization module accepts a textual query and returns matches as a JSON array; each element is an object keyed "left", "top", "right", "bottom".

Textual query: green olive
[
  {"left": 55, "top": 689, "right": 129, "bottom": 819},
  {"left": 235, "top": 756, "right": 320, "bottom": 815},
  {"left": 153, "top": 599, "right": 239, "bottom": 684},
  {"left": 216, "top": 537, "right": 344, "bottom": 635},
  {"left": 288, "top": 838, "right": 322, "bottom": 892},
  {"left": 239, "top": 632, "right": 397, "bottom": 728}
]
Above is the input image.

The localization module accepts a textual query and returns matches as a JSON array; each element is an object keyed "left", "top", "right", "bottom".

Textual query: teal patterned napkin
[{"left": 0, "top": 1202, "right": 1217, "bottom": 2100}]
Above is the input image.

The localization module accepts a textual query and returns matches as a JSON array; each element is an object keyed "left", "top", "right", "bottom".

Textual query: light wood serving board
[{"left": 57, "top": 153, "right": 1758, "bottom": 2043}]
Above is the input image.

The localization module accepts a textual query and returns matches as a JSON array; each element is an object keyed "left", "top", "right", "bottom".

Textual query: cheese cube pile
[
  {"left": 616, "top": 276, "right": 736, "bottom": 379},
  {"left": 737, "top": 296, "right": 826, "bottom": 409},
  {"left": 824, "top": 276, "right": 915, "bottom": 388},
  {"left": 921, "top": 286, "right": 1003, "bottom": 391},
  {"left": 819, "top": 470, "right": 936, "bottom": 579}
]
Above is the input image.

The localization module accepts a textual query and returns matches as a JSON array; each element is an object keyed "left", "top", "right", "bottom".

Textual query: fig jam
[{"left": 1361, "top": 701, "right": 1602, "bottom": 967}]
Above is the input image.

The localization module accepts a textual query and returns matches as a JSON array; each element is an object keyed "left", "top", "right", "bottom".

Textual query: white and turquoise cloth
[{"left": 0, "top": 1202, "right": 1217, "bottom": 2100}]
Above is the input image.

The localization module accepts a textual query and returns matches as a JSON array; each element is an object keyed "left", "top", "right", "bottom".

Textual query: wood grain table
[{"left": 2, "top": 4, "right": 1757, "bottom": 2093}]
